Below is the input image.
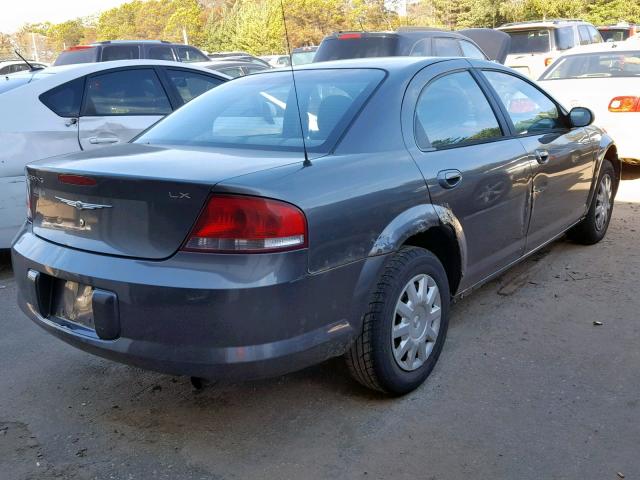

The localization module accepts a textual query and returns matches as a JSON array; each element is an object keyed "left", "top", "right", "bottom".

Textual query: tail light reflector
[
  {"left": 182, "top": 195, "right": 307, "bottom": 253},
  {"left": 608, "top": 96, "right": 640, "bottom": 112}
]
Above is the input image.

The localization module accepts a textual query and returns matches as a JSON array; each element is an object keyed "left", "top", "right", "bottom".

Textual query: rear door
[
  {"left": 78, "top": 67, "right": 173, "bottom": 150},
  {"left": 403, "top": 59, "right": 533, "bottom": 287},
  {"left": 480, "top": 69, "right": 595, "bottom": 251}
]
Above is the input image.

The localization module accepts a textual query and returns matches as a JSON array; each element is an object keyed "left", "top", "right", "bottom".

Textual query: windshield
[
  {"left": 136, "top": 69, "right": 385, "bottom": 156},
  {"left": 314, "top": 37, "right": 397, "bottom": 62},
  {"left": 292, "top": 51, "right": 316, "bottom": 65},
  {"left": 507, "top": 29, "right": 551, "bottom": 54},
  {"left": 541, "top": 51, "right": 640, "bottom": 79}
]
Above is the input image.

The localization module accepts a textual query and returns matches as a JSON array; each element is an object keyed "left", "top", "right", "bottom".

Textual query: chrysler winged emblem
[{"left": 55, "top": 196, "right": 113, "bottom": 210}]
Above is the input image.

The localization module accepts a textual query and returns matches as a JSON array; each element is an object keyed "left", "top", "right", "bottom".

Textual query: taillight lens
[
  {"left": 544, "top": 57, "right": 553, "bottom": 66},
  {"left": 338, "top": 33, "right": 362, "bottom": 40},
  {"left": 182, "top": 195, "right": 307, "bottom": 253},
  {"left": 608, "top": 96, "right": 640, "bottom": 112}
]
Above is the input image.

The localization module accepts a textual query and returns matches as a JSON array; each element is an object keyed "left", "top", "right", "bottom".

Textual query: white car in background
[
  {"left": 0, "top": 60, "right": 48, "bottom": 75},
  {"left": 539, "top": 42, "right": 640, "bottom": 164},
  {"left": 0, "top": 60, "right": 228, "bottom": 247},
  {"left": 498, "top": 19, "right": 603, "bottom": 79}
]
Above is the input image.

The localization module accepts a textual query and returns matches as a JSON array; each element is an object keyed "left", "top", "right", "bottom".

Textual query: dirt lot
[{"left": 1, "top": 166, "right": 639, "bottom": 480}]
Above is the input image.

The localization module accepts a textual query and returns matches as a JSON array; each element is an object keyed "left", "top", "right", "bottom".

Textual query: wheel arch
[{"left": 368, "top": 204, "right": 467, "bottom": 296}]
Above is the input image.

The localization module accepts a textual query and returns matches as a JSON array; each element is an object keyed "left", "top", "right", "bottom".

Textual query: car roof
[
  {"left": 206, "top": 60, "right": 268, "bottom": 68},
  {"left": 499, "top": 19, "right": 590, "bottom": 29}
]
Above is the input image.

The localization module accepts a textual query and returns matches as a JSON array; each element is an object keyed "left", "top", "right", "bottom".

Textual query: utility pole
[
  {"left": 182, "top": 27, "right": 189, "bottom": 45},
  {"left": 31, "top": 32, "right": 39, "bottom": 61}
]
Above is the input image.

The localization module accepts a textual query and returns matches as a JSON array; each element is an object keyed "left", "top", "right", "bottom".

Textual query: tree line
[{"left": 1, "top": 0, "right": 639, "bottom": 62}]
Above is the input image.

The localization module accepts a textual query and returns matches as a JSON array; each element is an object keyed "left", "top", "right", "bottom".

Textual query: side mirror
[{"left": 569, "top": 107, "right": 594, "bottom": 128}]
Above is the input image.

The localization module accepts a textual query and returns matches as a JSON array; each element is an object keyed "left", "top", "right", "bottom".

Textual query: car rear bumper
[{"left": 12, "top": 226, "right": 385, "bottom": 380}]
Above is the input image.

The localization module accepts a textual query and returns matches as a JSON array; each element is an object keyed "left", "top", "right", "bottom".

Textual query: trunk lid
[{"left": 28, "top": 144, "right": 302, "bottom": 259}]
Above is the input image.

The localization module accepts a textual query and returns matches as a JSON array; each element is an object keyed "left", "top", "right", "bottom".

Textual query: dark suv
[
  {"left": 53, "top": 40, "right": 210, "bottom": 66},
  {"left": 313, "top": 28, "right": 510, "bottom": 64}
]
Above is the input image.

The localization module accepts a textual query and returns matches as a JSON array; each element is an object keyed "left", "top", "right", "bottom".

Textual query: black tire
[
  {"left": 345, "top": 246, "right": 450, "bottom": 395},
  {"left": 567, "top": 159, "right": 616, "bottom": 245}
]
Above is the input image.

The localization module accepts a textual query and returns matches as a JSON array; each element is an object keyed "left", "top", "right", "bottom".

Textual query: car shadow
[{"left": 621, "top": 163, "right": 640, "bottom": 181}]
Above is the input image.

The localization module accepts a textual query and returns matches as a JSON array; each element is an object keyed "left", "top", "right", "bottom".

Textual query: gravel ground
[{"left": 1, "top": 165, "right": 639, "bottom": 480}]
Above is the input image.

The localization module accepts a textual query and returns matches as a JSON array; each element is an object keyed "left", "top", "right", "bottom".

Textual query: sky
[{"left": 0, "top": 0, "right": 130, "bottom": 33}]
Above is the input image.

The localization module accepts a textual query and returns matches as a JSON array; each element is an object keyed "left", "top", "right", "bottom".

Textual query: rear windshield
[
  {"left": 541, "top": 51, "right": 640, "bottom": 79},
  {"left": 506, "top": 29, "right": 551, "bottom": 54},
  {"left": 136, "top": 69, "right": 385, "bottom": 156},
  {"left": 54, "top": 47, "right": 98, "bottom": 66},
  {"left": 599, "top": 29, "right": 630, "bottom": 42},
  {"left": 314, "top": 37, "right": 397, "bottom": 62}
]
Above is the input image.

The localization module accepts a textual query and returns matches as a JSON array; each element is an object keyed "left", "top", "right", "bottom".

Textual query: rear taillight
[
  {"left": 182, "top": 195, "right": 307, "bottom": 253},
  {"left": 544, "top": 57, "right": 553, "bottom": 66},
  {"left": 67, "top": 45, "right": 93, "bottom": 51},
  {"left": 608, "top": 96, "right": 640, "bottom": 112},
  {"left": 58, "top": 174, "right": 97, "bottom": 186}
]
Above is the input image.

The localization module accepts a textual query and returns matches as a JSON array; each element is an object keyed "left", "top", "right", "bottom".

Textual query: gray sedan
[{"left": 12, "top": 57, "right": 619, "bottom": 395}]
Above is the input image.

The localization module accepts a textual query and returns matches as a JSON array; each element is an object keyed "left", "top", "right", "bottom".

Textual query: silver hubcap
[
  {"left": 595, "top": 174, "right": 612, "bottom": 231},
  {"left": 392, "top": 274, "right": 441, "bottom": 372}
]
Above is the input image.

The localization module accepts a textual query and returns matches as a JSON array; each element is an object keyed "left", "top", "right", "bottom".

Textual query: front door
[
  {"left": 480, "top": 69, "right": 595, "bottom": 251},
  {"left": 78, "top": 68, "right": 171, "bottom": 150},
  {"left": 402, "top": 60, "right": 533, "bottom": 289}
]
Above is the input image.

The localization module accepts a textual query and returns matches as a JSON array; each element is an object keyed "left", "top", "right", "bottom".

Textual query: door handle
[
  {"left": 64, "top": 118, "right": 78, "bottom": 127},
  {"left": 437, "top": 169, "right": 462, "bottom": 189},
  {"left": 88, "top": 136, "right": 119, "bottom": 145},
  {"left": 535, "top": 149, "right": 550, "bottom": 165}
]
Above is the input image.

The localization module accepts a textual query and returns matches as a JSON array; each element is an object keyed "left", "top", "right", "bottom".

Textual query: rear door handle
[
  {"left": 535, "top": 149, "right": 550, "bottom": 165},
  {"left": 88, "top": 136, "right": 119, "bottom": 145},
  {"left": 437, "top": 169, "right": 462, "bottom": 189}
]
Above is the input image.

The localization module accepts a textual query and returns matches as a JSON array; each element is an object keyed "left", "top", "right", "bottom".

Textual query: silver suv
[{"left": 498, "top": 19, "right": 603, "bottom": 79}]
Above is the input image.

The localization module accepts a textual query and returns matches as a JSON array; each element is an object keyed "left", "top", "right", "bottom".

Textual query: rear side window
[
  {"left": 460, "top": 40, "right": 486, "bottom": 59},
  {"left": 83, "top": 69, "right": 171, "bottom": 116},
  {"left": 101, "top": 45, "right": 140, "bottom": 61},
  {"left": 483, "top": 70, "right": 563, "bottom": 134},
  {"left": 434, "top": 37, "right": 461, "bottom": 56},
  {"left": 53, "top": 47, "right": 98, "bottom": 66},
  {"left": 176, "top": 46, "right": 209, "bottom": 63},
  {"left": 409, "top": 39, "right": 431, "bottom": 56},
  {"left": 166, "top": 69, "right": 223, "bottom": 104},
  {"left": 217, "top": 66, "right": 244, "bottom": 78},
  {"left": 554, "top": 27, "right": 575, "bottom": 50},
  {"left": 40, "top": 77, "right": 84, "bottom": 118},
  {"left": 148, "top": 46, "right": 175, "bottom": 61},
  {"left": 414, "top": 71, "right": 502, "bottom": 149}
]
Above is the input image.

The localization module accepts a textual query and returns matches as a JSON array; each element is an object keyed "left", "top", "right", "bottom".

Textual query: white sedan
[
  {"left": 538, "top": 42, "right": 640, "bottom": 164},
  {"left": 0, "top": 60, "right": 228, "bottom": 247}
]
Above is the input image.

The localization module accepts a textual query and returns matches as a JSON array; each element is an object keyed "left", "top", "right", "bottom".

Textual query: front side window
[
  {"left": 554, "top": 27, "right": 575, "bottom": 50},
  {"left": 83, "top": 69, "right": 171, "bottom": 116},
  {"left": 587, "top": 26, "right": 603, "bottom": 43},
  {"left": 40, "top": 77, "right": 84, "bottom": 117},
  {"left": 414, "top": 71, "right": 502, "bottom": 149},
  {"left": 434, "top": 37, "right": 461, "bottom": 56},
  {"left": 483, "top": 70, "right": 564, "bottom": 134},
  {"left": 101, "top": 45, "right": 140, "bottom": 61},
  {"left": 166, "top": 69, "right": 223, "bottom": 104},
  {"left": 176, "top": 46, "right": 209, "bottom": 63},
  {"left": 460, "top": 40, "right": 486, "bottom": 59},
  {"left": 579, "top": 26, "right": 591, "bottom": 45},
  {"left": 136, "top": 69, "right": 384, "bottom": 156}
]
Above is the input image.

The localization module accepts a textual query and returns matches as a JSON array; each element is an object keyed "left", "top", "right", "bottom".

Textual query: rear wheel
[
  {"left": 345, "top": 246, "right": 450, "bottom": 395},
  {"left": 567, "top": 159, "right": 615, "bottom": 245}
]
